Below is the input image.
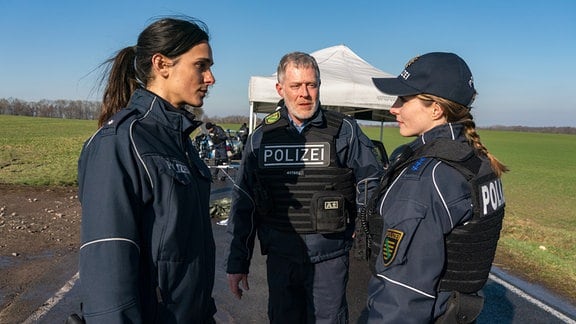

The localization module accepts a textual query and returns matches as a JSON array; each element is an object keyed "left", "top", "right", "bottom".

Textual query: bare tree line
[
  {"left": 0, "top": 97, "right": 573, "bottom": 134},
  {"left": 0, "top": 98, "right": 100, "bottom": 120},
  {"left": 0, "top": 97, "right": 250, "bottom": 124},
  {"left": 481, "top": 125, "right": 576, "bottom": 135}
]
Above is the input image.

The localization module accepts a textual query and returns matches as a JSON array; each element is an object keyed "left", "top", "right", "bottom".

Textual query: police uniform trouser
[
  {"left": 266, "top": 253, "right": 349, "bottom": 324},
  {"left": 212, "top": 143, "right": 228, "bottom": 178}
]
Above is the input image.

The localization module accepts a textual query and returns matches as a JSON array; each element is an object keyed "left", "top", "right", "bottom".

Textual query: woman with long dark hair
[{"left": 77, "top": 17, "right": 217, "bottom": 323}]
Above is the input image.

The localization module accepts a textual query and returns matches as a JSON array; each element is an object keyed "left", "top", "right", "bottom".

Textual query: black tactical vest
[
  {"left": 253, "top": 109, "right": 356, "bottom": 234},
  {"left": 366, "top": 138, "right": 505, "bottom": 293}
]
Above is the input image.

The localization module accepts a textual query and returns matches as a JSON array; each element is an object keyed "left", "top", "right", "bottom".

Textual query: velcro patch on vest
[
  {"left": 260, "top": 142, "right": 330, "bottom": 168},
  {"left": 324, "top": 200, "right": 339, "bottom": 209},
  {"left": 479, "top": 178, "right": 505, "bottom": 216},
  {"left": 382, "top": 229, "right": 404, "bottom": 266},
  {"left": 264, "top": 111, "right": 281, "bottom": 124}
]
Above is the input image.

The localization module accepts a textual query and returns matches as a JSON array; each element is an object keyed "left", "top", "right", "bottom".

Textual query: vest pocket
[{"left": 310, "top": 191, "right": 348, "bottom": 233}]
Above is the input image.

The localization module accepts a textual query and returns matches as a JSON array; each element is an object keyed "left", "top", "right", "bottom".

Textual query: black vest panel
[
  {"left": 438, "top": 172, "right": 505, "bottom": 293},
  {"left": 255, "top": 110, "right": 356, "bottom": 234},
  {"left": 367, "top": 139, "right": 505, "bottom": 293}
]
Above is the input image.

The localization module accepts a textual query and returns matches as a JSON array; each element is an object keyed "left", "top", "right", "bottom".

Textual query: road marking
[
  {"left": 22, "top": 272, "right": 79, "bottom": 323},
  {"left": 489, "top": 273, "right": 576, "bottom": 323},
  {"left": 21, "top": 256, "right": 575, "bottom": 323}
]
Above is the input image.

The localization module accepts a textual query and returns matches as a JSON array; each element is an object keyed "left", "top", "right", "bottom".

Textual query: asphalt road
[{"left": 17, "top": 174, "right": 576, "bottom": 323}]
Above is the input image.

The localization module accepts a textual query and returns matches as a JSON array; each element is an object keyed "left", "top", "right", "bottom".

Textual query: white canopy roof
[{"left": 248, "top": 45, "right": 397, "bottom": 127}]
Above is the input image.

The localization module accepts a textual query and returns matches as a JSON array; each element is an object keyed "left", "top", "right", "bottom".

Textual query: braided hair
[{"left": 416, "top": 93, "right": 509, "bottom": 177}]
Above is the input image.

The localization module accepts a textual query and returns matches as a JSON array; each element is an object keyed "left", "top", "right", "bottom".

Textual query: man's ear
[{"left": 275, "top": 83, "right": 284, "bottom": 97}]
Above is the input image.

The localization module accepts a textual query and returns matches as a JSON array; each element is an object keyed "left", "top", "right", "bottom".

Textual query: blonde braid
[
  {"left": 461, "top": 119, "right": 509, "bottom": 177},
  {"left": 417, "top": 94, "right": 509, "bottom": 177}
]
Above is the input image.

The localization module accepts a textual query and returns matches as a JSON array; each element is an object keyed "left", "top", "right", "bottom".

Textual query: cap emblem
[
  {"left": 400, "top": 70, "right": 410, "bottom": 80},
  {"left": 400, "top": 55, "right": 420, "bottom": 80}
]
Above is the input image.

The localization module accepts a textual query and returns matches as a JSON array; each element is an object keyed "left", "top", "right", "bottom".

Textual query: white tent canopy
[{"left": 248, "top": 45, "right": 397, "bottom": 129}]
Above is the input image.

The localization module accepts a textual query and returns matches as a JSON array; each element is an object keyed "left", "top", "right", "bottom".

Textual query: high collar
[
  {"left": 409, "top": 122, "right": 466, "bottom": 151},
  {"left": 130, "top": 89, "right": 202, "bottom": 136}
]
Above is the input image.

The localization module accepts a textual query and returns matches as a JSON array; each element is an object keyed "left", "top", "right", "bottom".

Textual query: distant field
[
  {"left": 0, "top": 115, "right": 97, "bottom": 185},
  {"left": 1, "top": 115, "right": 575, "bottom": 302}
]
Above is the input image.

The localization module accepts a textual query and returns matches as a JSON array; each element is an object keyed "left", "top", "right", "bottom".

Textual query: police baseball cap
[{"left": 372, "top": 52, "right": 476, "bottom": 107}]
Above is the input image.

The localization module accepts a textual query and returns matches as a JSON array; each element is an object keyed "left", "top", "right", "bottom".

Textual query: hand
[{"left": 227, "top": 273, "right": 249, "bottom": 299}]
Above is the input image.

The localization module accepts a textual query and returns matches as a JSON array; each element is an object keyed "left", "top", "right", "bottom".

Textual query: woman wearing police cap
[{"left": 366, "top": 52, "right": 508, "bottom": 323}]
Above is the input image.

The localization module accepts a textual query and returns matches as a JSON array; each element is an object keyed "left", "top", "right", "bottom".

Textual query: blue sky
[{"left": 1, "top": 1, "right": 575, "bottom": 127}]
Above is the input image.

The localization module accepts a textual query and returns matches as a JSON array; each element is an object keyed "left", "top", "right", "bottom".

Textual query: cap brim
[{"left": 372, "top": 77, "right": 420, "bottom": 96}]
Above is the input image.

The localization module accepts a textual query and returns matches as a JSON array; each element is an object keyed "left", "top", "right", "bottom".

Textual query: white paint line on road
[
  {"left": 23, "top": 272, "right": 79, "bottom": 324},
  {"left": 23, "top": 269, "right": 575, "bottom": 323},
  {"left": 488, "top": 273, "right": 576, "bottom": 324}
]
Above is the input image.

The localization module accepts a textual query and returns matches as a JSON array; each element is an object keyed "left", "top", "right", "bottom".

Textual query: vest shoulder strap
[
  {"left": 321, "top": 109, "right": 345, "bottom": 137},
  {"left": 260, "top": 108, "right": 344, "bottom": 138}
]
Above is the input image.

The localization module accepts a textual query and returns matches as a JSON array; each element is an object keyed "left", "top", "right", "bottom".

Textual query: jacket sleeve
[
  {"left": 225, "top": 130, "right": 259, "bottom": 274},
  {"left": 77, "top": 130, "right": 145, "bottom": 323},
  {"left": 336, "top": 118, "right": 383, "bottom": 209},
  {"left": 368, "top": 160, "right": 473, "bottom": 323}
]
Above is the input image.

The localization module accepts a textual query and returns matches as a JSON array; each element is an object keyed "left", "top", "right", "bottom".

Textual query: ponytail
[
  {"left": 417, "top": 94, "right": 509, "bottom": 177},
  {"left": 98, "top": 46, "right": 140, "bottom": 127}
]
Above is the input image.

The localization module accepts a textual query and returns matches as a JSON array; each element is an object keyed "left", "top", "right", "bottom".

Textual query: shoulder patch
[
  {"left": 403, "top": 157, "right": 433, "bottom": 177},
  {"left": 265, "top": 111, "right": 281, "bottom": 125},
  {"left": 409, "top": 157, "right": 428, "bottom": 172},
  {"left": 382, "top": 229, "right": 404, "bottom": 266},
  {"left": 101, "top": 107, "right": 138, "bottom": 130}
]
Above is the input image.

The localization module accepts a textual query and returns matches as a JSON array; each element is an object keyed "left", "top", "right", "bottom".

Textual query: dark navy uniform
[
  {"left": 366, "top": 123, "right": 505, "bottom": 323},
  {"left": 78, "top": 89, "right": 216, "bottom": 323},
  {"left": 226, "top": 104, "right": 382, "bottom": 323},
  {"left": 210, "top": 124, "right": 228, "bottom": 164}
]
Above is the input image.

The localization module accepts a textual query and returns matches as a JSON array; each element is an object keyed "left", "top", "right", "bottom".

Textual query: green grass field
[{"left": 1, "top": 115, "right": 575, "bottom": 302}]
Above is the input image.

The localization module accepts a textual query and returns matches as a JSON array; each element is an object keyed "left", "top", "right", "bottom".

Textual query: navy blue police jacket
[
  {"left": 77, "top": 89, "right": 216, "bottom": 323},
  {"left": 226, "top": 105, "right": 382, "bottom": 274},
  {"left": 367, "top": 123, "right": 502, "bottom": 323}
]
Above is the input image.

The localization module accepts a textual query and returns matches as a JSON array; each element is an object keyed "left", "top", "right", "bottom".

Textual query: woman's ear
[
  {"left": 432, "top": 102, "right": 445, "bottom": 120},
  {"left": 151, "top": 53, "right": 172, "bottom": 78}
]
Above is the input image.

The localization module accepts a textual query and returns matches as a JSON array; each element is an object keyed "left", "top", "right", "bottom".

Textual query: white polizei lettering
[
  {"left": 489, "top": 182, "right": 498, "bottom": 212},
  {"left": 498, "top": 179, "right": 505, "bottom": 205},
  {"left": 481, "top": 179, "right": 505, "bottom": 215},
  {"left": 261, "top": 143, "right": 330, "bottom": 167},
  {"left": 274, "top": 149, "right": 283, "bottom": 162},
  {"left": 309, "top": 147, "right": 322, "bottom": 161},
  {"left": 287, "top": 149, "right": 295, "bottom": 161},
  {"left": 301, "top": 148, "right": 310, "bottom": 161},
  {"left": 264, "top": 149, "right": 273, "bottom": 162},
  {"left": 482, "top": 186, "right": 490, "bottom": 215}
]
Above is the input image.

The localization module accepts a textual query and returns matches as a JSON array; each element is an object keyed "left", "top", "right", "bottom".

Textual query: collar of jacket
[
  {"left": 409, "top": 122, "right": 467, "bottom": 152},
  {"left": 130, "top": 89, "right": 203, "bottom": 137}
]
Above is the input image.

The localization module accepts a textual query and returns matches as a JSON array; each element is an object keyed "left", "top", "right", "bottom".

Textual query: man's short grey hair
[{"left": 277, "top": 52, "right": 320, "bottom": 83}]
